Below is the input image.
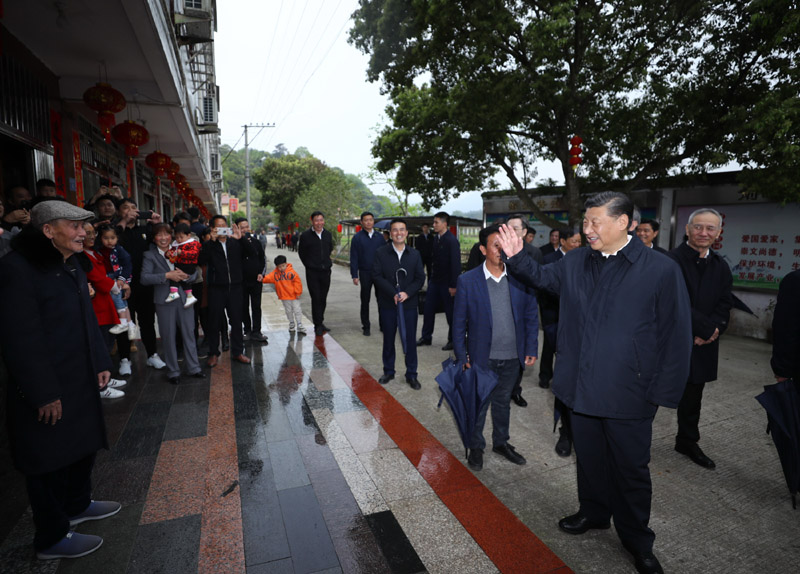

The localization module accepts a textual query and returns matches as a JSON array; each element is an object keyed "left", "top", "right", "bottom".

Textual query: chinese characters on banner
[
  {"left": 49, "top": 110, "right": 67, "bottom": 197},
  {"left": 676, "top": 203, "right": 800, "bottom": 290},
  {"left": 71, "top": 131, "right": 84, "bottom": 206}
]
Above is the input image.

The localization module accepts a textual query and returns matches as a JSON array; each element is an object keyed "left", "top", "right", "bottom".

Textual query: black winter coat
[
  {"left": 0, "top": 228, "right": 110, "bottom": 475},
  {"left": 669, "top": 242, "right": 733, "bottom": 383},
  {"left": 506, "top": 236, "right": 692, "bottom": 419},
  {"left": 771, "top": 270, "right": 800, "bottom": 381},
  {"left": 199, "top": 238, "right": 245, "bottom": 286},
  {"left": 298, "top": 228, "right": 333, "bottom": 272},
  {"left": 372, "top": 244, "right": 425, "bottom": 309},
  {"left": 240, "top": 233, "right": 265, "bottom": 281}
]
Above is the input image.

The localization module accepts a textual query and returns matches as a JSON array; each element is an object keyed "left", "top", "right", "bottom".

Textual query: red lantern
[
  {"left": 569, "top": 135, "right": 583, "bottom": 172},
  {"left": 111, "top": 120, "right": 149, "bottom": 157},
  {"left": 569, "top": 135, "right": 583, "bottom": 146},
  {"left": 355, "top": 225, "right": 361, "bottom": 233},
  {"left": 166, "top": 161, "right": 181, "bottom": 179},
  {"left": 145, "top": 151, "right": 171, "bottom": 176},
  {"left": 83, "top": 83, "right": 126, "bottom": 143},
  {"left": 337, "top": 223, "right": 343, "bottom": 233},
  {"left": 569, "top": 156, "right": 582, "bottom": 166}
]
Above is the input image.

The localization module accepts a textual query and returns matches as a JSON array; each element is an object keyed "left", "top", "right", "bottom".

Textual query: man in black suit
[
  {"left": 636, "top": 219, "right": 667, "bottom": 253},
  {"left": 415, "top": 222, "right": 434, "bottom": 282},
  {"left": 372, "top": 218, "right": 426, "bottom": 389},
  {"left": 298, "top": 211, "right": 334, "bottom": 336},
  {"left": 669, "top": 208, "right": 733, "bottom": 470},
  {"left": 540, "top": 228, "right": 560, "bottom": 257},
  {"left": 235, "top": 217, "right": 268, "bottom": 343}
]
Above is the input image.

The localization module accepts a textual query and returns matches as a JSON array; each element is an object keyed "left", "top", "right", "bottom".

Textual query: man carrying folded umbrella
[
  {"left": 453, "top": 223, "right": 538, "bottom": 471},
  {"left": 372, "top": 218, "right": 426, "bottom": 389}
]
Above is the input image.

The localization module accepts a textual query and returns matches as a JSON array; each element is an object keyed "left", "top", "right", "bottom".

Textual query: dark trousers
[
  {"left": 359, "top": 270, "right": 378, "bottom": 330},
  {"left": 572, "top": 412, "right": 656, "bottom": 553},
  {"left": 242, "top": 280, "right": 263, "bottom": 334},
  {"left": 379, "top": 303, "right": 418, "bottom": 379},
  {"left": 420, "top": 280, "right": 454, "bottom": 343},
  {"left": 556, "top": 397, "right": 572, "bottom": 437},
  {"left": 207, "top": 283, "right": 244, "bottom": 356},
  {"left": 26, "top": 454, "right": 94, "bottom": 550},
  {"left": 116, "top": 282, "right": 157, "bottom": 359},
  {"left": 306, "top": 269, "right": 331, "bottom": 328},
  {"left": 422, "top": 259, "right": 432, "bottom": 283},
  {"left": 539, "top": 323, "right": 557, "bottom": 383},
  {"left": 471, "top": 359, "right": 521, "bottom": 450},
  {"left": 676, "top": 381, "right": 705, "bottom": 445}
]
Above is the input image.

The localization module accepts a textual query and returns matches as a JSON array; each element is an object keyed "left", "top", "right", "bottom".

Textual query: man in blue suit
[
  {"left": 453, "top": 224, "right": 538, "bottom": 471},
  {"left": 350, "top": 211, "right": 386, "bottom": 336}
]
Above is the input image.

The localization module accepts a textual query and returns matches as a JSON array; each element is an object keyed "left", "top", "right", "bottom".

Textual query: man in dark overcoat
[
  {"left": 498, "top": 192, "right": 692, "bottom": 574},
  {"left": 414, "top": 222, "right": 434, "bottom": 281},
  {"left": 669, "top": 208, "right": 733, "bottom": 470},
  {"left": 0, "top": 201, "right": 120, "bottom": 559},
  {"left": 298, "top": 211, "right": 335, "bottom": 336},
  {"left": 771, "top": 270, "right": 800, "bottom": 382},
  {"left": 372, "top": 218, "right": 426, "bottom": 389}
]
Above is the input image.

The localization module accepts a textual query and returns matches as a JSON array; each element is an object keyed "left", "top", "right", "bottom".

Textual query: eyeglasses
[{"left": 690, "top": 224, "right": 719, "bottom": 233}]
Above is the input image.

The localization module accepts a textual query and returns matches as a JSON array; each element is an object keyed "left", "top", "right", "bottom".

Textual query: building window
[{"left": 185, "top": 0, "right": 203, "bottom": 10}]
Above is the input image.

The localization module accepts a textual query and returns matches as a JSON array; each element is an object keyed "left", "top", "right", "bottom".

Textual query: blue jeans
[
  {"left": 107, "top": 273, "right": 127, "bottom": 311},
  {"left": 470, "top": 359, "right": 521, "bottom": 450}
]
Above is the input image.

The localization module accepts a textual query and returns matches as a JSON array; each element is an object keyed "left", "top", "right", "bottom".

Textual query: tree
[
  {"left": 289, "top": 168, "right": 362, "bottom": 243},
  {"left": 253, "top": 153, "right": 327, "bottom": 225},
  {"left": 350, "top": 0, "right": 799, "bottom": 226}
]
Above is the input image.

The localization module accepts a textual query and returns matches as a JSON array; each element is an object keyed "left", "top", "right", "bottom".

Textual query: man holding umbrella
[
  {"left": 453, "top": 224, "right": 538, "bottom": 471},
  {"left": 372, "top": 218, "right": 426, "bottom": 389}
]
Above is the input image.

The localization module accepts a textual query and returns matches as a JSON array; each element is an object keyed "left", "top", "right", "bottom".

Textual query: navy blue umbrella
[
  {"left": 374, "top": 219, "right": 392, "bottom": 230},
  {"left": 756, "top": 378, "right": 800, "bottom": 508},
  {"left": 436, "top": 358, "right": 499, "bottom": 455},
  {"left": 395, "top": 268, "right": 408, "bottom": 354}
]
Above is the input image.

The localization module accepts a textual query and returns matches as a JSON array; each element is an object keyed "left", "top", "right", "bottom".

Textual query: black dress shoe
[
  {"left": 416, "top": 338, "right": 431, "bottom": 346},
  {"left": 222, "top": 342, "right": 230, "bottom": 352},
  {"left": 321, "top": 324, "right": 331, "bottom": 332},
  {"left": 558, "top": 512, "right": 611, "bottom": 535},
  {"left": 467, "top": 448, "right": 483, "bottom": 470},
  {"left": 555, "top": 427, "right": 572, "bottom": 457},
  {"left": 378, "top": 374, "right": 394, "bottom": 385},
  {"left": 250, "top": 332, "right": 268, "bottom": 343},
  {"left": 315, "top": 327, "right": 324, "bottom": 336},
  {"left": 675, "top": 442, "right": 716, "bottom": 469},
  {"left": 511, "top": 393, "right": 528, "bottom": 407},
  {"left": 538, "top": 378, "right": 550, "bottom": 389},
  {"left": 363, "top": 328, "right": 370, "bottom": 336},
  {"left": 492, "top": 443, "right": 526, "bottom": 465},
  {"left": 441, "top": 341, "right": 454, "bottom": 351},
  {"left": 631, "top": 551, "right": 664, "bottom": 574},
  {"left": 168, "top": 376, "right": 179, "bottom": 385},
  {"left": 189, "top": 371, "right": 205, "bottom": 379},
  {"left": 406, "top": 378, "right": 421, "bottom": 390}
]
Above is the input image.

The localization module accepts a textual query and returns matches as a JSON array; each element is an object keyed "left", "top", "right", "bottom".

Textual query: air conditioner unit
[{"left": 202, "top": 96, "right": 217, "bottom": 125}]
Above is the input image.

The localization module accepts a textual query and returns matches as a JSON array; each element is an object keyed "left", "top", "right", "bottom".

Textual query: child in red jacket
[
  {"left": 259, "top": 255, "right": 305, "bottom": 334},
  {"left": 164, "top": 223, "right": 200, "bottom": 308}
]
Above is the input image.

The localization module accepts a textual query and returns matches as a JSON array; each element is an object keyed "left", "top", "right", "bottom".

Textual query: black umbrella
[
  {"left": 436, "top": 358, "right": 499, "bottom": 456},
  {"left": 395, "top": 268, "right": 408, "bottom": 354},
  {"left": 755, "top": 378, "right": 800, "bottom": 508},
  {"left": 732, "top": 293, "right": 756, "bottom": 316},
  {"left": 374, "top": 219, "right": 392, "bottom": 230}
]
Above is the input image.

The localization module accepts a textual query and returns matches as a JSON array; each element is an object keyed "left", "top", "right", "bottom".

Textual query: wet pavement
[{"left": 0, "top": 246, "right": 798, "bottom": 573}]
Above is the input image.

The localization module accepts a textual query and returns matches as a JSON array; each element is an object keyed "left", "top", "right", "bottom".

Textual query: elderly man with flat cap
[{"left": 0, "top": 200, "right": 121, "bottom": 560}]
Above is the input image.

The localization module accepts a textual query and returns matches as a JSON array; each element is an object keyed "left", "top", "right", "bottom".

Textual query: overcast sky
[{"left": 215, "top": 0, "right": 561, "bottom": 214}]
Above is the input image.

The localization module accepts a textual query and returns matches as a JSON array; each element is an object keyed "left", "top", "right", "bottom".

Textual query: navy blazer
[
  {"left": 350, "top": 229, "right": 386, "bottom": 277},
  {"left": 453, "top": 265, "right": 538, "bottom": 370}
]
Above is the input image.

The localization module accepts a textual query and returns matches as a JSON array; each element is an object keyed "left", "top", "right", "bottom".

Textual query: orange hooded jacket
[{"left": 261, "top": 263, "right": 303, "bottom": 300}]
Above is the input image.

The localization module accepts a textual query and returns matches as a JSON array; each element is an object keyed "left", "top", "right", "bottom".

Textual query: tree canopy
[{"left": 350, "top": 0, "right": 799, "bottom": 225}]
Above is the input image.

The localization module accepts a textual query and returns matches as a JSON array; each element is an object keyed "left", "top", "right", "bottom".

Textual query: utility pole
[{"left": 243, "top": 123, "right": 275, "bottom": 223}]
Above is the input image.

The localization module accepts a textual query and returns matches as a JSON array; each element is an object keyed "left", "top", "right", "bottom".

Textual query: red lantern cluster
[
  {"left": 112, "top": 120, "right": 150, "bottom": 157},
  {"left": 569, "top": 135, "right": 583, "bottom": 171},
  {"left": 145, "top": 150, "right": 172, "bottom": 177},
  {"left": 83, "top": 83, "right": 126, "bottom": 143}
]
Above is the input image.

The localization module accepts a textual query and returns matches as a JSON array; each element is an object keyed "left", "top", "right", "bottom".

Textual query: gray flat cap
[{"left": 31, "top": 200, "right": 95, "bottom": 229}]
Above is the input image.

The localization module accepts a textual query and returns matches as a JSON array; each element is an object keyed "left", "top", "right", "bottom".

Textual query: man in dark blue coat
[
  {"left": 454, "top": 224, "right": 538, "bottom": 471},
  {"left": 0, "top": 201, "right": 120, "bottom": 559},
  {"left": 372, "top": 218, "right": 426, "bottom": 389},
  {"left": 417, "top": 211, "right": 461, "bottom": 350},
  {"left": 498, "top": 192, "right": 691, "bottom": 574},
  {"left": 350, "top": 211, "right": 386, "bottom": 336},
  {"left": 669, "top": 209, "right": 733, "bottom": 470}
]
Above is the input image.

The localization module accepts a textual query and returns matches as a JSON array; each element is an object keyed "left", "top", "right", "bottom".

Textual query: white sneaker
[
  {"left": 296, "top": 326, "right": 307, "bottom": 334},
  {"left": 100, "top": 387, "right": 124, "bottom": 399},
  {"left": 184, "top": 294, "right": 198, "bottom": 308},
  {"left": 109, "top": 323, "right": 127, "bottom": 335},
  {"left": 147, "top": 354, "right": 166, "bottom": 369},
  {"left": 107, "top": 378, "right": 127, "bottom": 389},
  {"left": 165, "top": 291, "right": 180, "bottom": 303},
  {"left": 118, "top": 359, "right": 132, "bottom": 376},
  {"left": 289, "top": 324, "right": 295, "bottom": 332},
  {"left": 127, "top": 322, "right": 141, "bottom": 341}
]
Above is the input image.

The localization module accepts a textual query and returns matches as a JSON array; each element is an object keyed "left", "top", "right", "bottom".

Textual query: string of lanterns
[{"left": 569, "top": 135, "right": 583, "bottom": 171}]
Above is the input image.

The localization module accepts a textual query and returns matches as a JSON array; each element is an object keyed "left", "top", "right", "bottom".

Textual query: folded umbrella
[
  {"left": 396, "top": 268, "right": 408, "bottom": 354},
  {"left": 755, "top": 378, "right": 800, "bottom": 508},
  {"left": 436, "top": 358, "right": 499, "bottom": 456}
]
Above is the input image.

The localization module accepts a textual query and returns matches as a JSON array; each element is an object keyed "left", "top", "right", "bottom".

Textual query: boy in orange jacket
[{"left": 259, "top": 255, "right": 306, "bottom": 334}]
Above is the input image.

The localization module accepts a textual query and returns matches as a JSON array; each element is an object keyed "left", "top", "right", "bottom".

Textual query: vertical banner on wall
[
  {"left": 72, "top": 131, "right": 84, "bottom": 206},
  {"left": 50, "top": 110, "right": 66, "bottom": 197}
]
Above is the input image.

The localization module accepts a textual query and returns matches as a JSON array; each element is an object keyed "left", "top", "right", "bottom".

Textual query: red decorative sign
[
  {"left": 72, "top": 131, "right": 84, "bottom": 206},
  {"left": 229, "top": 197, "right": 239, "bottom": 213}
]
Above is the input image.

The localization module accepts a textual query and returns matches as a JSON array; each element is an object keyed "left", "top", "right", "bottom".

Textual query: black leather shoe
[
  {"left": 315, "top": 327, "right": 324, "bottom": 336},
  {"left": 406, "top": 378, "right": 421, "bottom": 390},
  {"left": 378, "top": 374, "right": 394, "bottom": 385},
  {"left": 441, "top": 341, "right": 453, "bottom": 351},
  {"left": 557, "top": 512, "right": 611, "bottom": 535},
  {"left": 631, "top": 551, "right": 664, "bottom": 574},
  {"left": 467, "top": 448, "right": 483, "bottom": 470},
  {"left": 511, "top": 393, "right": 528, "bottom": 407},
  {"left": 321, "top": 324, "right": 331, "bottom": 332},
  {"left": 168, "top": 376, "right": 179, "bottom": 385},
  {"left": 538, "top": 378, "right": 550, "bottom": 389},
  {"left": 492, "top": 443, "right": 526, "bottom": 465},
  {"left": 555, "top": 427, "right": 572, "bottom": 457},
  {"left": 222, "top": 342, "right": 230, "bottom": 352},
  {"left": 189, "top": 371, "right": 205, "bottom": 379},
  {"left": 250, "top": 332, "right": 268, "bottom": 343},
  {"left": 675, "top": 442, "right": 716, "bottom": 469},
  {"left": 416, "top": 338, "right": 431, "bottom": 346},
  {"left": 363, "top": 328, "right": 370, "bottom": 336}
]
